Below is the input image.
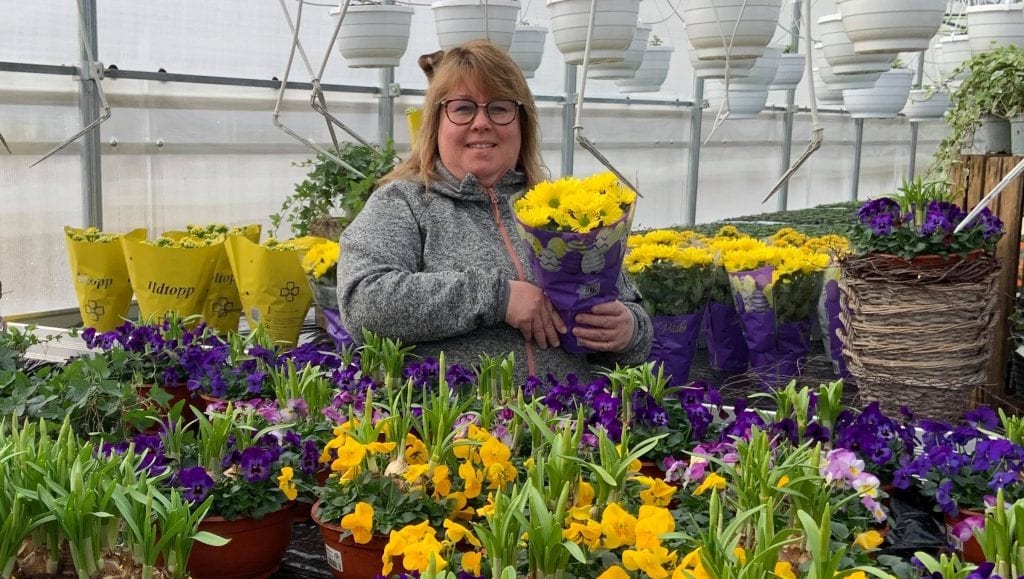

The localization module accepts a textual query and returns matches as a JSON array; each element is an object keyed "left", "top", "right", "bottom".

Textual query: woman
[{"left": 337, "top": 39, "right": 652, "bottom": 383}]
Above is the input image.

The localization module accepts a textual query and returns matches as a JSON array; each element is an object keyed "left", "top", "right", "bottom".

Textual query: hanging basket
[
  {"left": 817, "top": 13, "right": 895, "bottom": 76},
  {"left": 546, "top": 0, "right": 639, "bottom": 65},
  {"left": 431, "top": 0, "right": 520, "bottom": 52},
  {"left": 839, "top": 252, "right": 1000, "bottom": 423},
  {"left": 331, "top": 4, "right": 415, "bottom": 68},
  {"left": 508, "top": 24, "right": 547, "bottom": 79},
  {"left": 835, "top": 0, "right": 946, "bottom": 54},
  {"left": 965, "top": 4, "right": 1024, "bottom": 56},
  {"left": 616, "top": 43, "right": 673, "bottom": 93},
  {"left": 842, "top": 68, "right": 913, "bottom": 119},
  {"left": 901, "top": 88, "right": 950, "bottom": 122},
  {"left": 587, "top": 21, "right": 651, "bottom": 80},
  {"left": 769, "top": 52, "right": 805, "bottom": 91},
  {"left": 682, "top": 0, "right": 782, "bottom": 61}
]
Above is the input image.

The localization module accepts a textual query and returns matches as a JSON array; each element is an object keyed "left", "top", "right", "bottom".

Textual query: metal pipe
[
  {"left": 79, "top": 0, "right": 102, "bottom": 229},
  {"left": 685, "top": 76, "right": 705, "bottom": 226},
  {"left": 850, "top": 118, "right": 864, "bottom": 201},
  {"left": 378, "top": 67, "right": 395, "bottom": 146},
  {"left": 561, "top": 63, "right": 577, "bottom": 177},
  {"left": 777, "top": 0, "right": 802, "bottom": 211},
  {"left": 908, "top": 51, "right": 925, "bottom": 180}
]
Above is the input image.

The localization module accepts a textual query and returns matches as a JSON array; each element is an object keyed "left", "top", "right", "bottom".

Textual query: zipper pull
[{"left": 484, "top": 187, "right": 498, "bottom": 205}]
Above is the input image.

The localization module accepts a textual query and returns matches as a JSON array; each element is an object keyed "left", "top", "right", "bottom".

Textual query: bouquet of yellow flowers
[
  {"left": 721, "top": 240, "right": 830, "bottom": 386},
  {"left": 700, "top": 229, "right": 763, "bottom": 372},
  {"left": 302, "top": 240, "right": 351, "bottom": 348},
  {"left": 625, "top": 231, "right": 713, "bottom": 384},
  {"left": 64, "top": 226, "right": 148, "bottom": 331},
  {"left": 512, "top": 172, "right": 637, "bottom": 353}
]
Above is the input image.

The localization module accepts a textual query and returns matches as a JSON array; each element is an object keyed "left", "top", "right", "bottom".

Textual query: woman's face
[{"left": 437, "top": 81, "right": 522, "bottom": 189}]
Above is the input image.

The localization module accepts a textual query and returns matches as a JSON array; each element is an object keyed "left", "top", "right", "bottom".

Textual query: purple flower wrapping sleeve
[
  {"left": 817, "top": 265, "right": 849, "bottom": 378},
  {"left": 705, "top": 301, "right": 750, "bottom": 371},
  {"left": 513, "top": 203, "right": 634, "bottom": 354},
  {"left": 741, "top": 312, "right": 812, "bottom": 388},
  {"left": 649, "top": 309, "right": 704, "bottom": 385}
]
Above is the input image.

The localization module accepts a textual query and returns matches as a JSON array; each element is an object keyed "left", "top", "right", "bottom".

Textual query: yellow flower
[
  {"left": 634, "top": 505, "right": 675, "bottom": 550},
  {"left": 402, "top": 463, "right": 430, "bottom": 485},
  {"left": 715, "top": 225, "right": 742, "bottom": 238},
  {"left": 405, "top": 434, "right": 428, "bottom": 464},
  {"left": 623, "top": 545, "right": 676, "bottom": 579},
  {"left": 301, "top": 241, "right": 340, "bottom": 280},
  {"left": 637, "top": 477, "right": 678, "bottom": 507},
  {"left": 479, "top": 437, "right": 511, "bottom": 468},
  {"left": 447, "top": 491, "right": 475, "bottom": 520},
  {"left": 461, "top": 551, "right": 482, "bottom": 576},
  {"left": 853, "top": 530, "right": 885, "bottom": 551},
  {"left": 340, "top": 502, "right": 374, "bottom": 544},
  {"left": 733, "top": 546, "right": 747, "bottom": 565},
  {"left": 367, "top": 441, "right": 397, "bottom": 455},
  {"left": 575, "top": 480, "right": 595, "bottom": 507},
  {"left": 485, "top": 460, "right": 518, "bottom": 490},
  {"left": 402, "top": 534, "right": 446, "bottom": 573},
  {"left": 432, "top": 465, "right": 452, "bottom": 498},
  {"left": 476, "top": 493, "right": 496, "bottom": 518},
  {"left": 444, "top": 518, "right": 482, "bottom": 547},
  {"left": 676, "top": 547, "right": 711, "bottom": 579},
  {"left": 776, "top": 475, "right": 790, "bottom": 488},
  {"left": 693, "top": 472, "right": 727, "bottom": 496},
  {"left": 600, "top": 503, "right": 638, "bottom": 549},
  {"left": 563, "top": 517, "right": 603, "bottom": 550},
  {"left": 331, "top": 437, "right": 367, "bottom": 471},
  {"left": 276, "top": 466, "right": 298, "bottom": 501},
  {"left": 458, "top": 461, "right": 483, "bottom": 499},
  {"left": 842, "top": 572, "right": 868, "bottom": 579},
  {"left": 774, "top": 561, "right": 797, "bottom": 579},
  {"left": 597, "top": 566, "right": 631, "bottom": 579}
]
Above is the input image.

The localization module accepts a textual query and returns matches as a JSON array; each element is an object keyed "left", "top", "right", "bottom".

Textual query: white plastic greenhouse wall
[{"left": 0, "top": 0, "right": 950, "bottom": 317}]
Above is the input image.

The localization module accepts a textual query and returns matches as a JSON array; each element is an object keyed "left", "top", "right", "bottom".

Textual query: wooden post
[{"left": 955, "top": 154, "right": 1024, "bottom": 403}]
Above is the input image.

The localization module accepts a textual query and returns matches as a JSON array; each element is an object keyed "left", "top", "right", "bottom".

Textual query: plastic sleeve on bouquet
[
  {"left": 512, "top": 205, "right": 634, "bottom": 354},
  {"left": 319, "top": 307, "right": 354, "bottom": 351},
  {"left": 120, "top": 237, "right": 220, "bottom": 322},
  {"left": 649, "top": 308, "right": 705, "bottom": 385},
  {"left": 704, "top": 301, "right": 750, "bottom": 372},
  {"left": 224, "top": 236, "right": 313, "bottom": 348},
  {"left": 64, "top": 227, "right": 147, "bottom": 331}
]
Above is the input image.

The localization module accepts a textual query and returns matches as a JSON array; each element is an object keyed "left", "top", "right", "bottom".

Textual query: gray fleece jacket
[{"left": 336, "top": 164, "right": 653, "bottom": 385}]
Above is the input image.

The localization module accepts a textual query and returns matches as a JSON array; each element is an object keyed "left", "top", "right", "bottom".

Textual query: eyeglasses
[{"left": 439, "top": 99, "right": 522, "bottom": 126}]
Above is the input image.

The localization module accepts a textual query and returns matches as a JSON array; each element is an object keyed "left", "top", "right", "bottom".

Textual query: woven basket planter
[{"left": 839, "top": 253, "right": 999, "bottom": 423}]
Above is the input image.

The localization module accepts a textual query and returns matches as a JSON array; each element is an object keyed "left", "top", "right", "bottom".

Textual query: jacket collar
[{"left": 430, "top": 161, "right": 526, "bottom": 202}]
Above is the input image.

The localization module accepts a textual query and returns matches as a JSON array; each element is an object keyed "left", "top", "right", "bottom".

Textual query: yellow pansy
[
  {"left": 600, "top": 503, "right": 638, "bottom": 549},
  {"left": 458, "top": 461, "right": 483, "bottom": 499},
  {"left": 431, "top": 464, "right": 452, "bottom": 498},
  {"left": 402, "top": 463, "right": 430, "bottom": 485},
  {"left": 443, "top": 518, "right": 482, "bottom": 547},
  {"left": 637, "top": 477, "right": 678, "bottom": 507},
  {"left": 479, "top": 437, "right": 511, "bottom": 468},
  {"left": 447, "top": 491, "right": 475, "bottom": 520},
  {"left": 340, "top": 502, "right": 374, "bottom": 544},
  {"left": 733, "top": 546, "right": 747, "bottom": 565},
  {"left": 382, "top": 529, "right": 407, "bottom": 577},
  {"left": 676, "top": 547, "right": 711, "bottom": 579},
  {"left": 693, "top": 473, "right": 727, "bottom": 496},
  {"left": 624, "top": 545, "right": 676, "bottom": 579},
  {"left": 634, "top": 505, "right": 675, "bottom": 550},
  {"left": 276, "top": 466, "right": 298, "bottom": 501},
  {"left": 367, "top": 441, "right": 397, "bottom": 455},
  {"left": 477, "top": 494, "right": 496, "bottom": 518},
  {"left": 563, "top": 518, "right": 603, "bottom": 550},
  {"left": 331, "top": 437, "right": 367, "bottom": 471},
  {"left": 853, "top": 530, "right": 885, "bottom": 551},
  {"left": 777, "top": 475, "right": 790, "bottom": 488},
  {"left": 597, "top": 566, "right": 631, "bottom": 579},
  {"left": 405, "top": 434, "right": 428, "bottom": 465},
  {"left": 402, "top": 535, "right": 446, "bottom": 573},
  {"left": 461, "top": 551, "right": 482, "bottom": 576},
  {"left": 774, "top": 561, "right": 797, "bottom": 579},
  {"left": 485, "top": 460, "right": 518, "bottom": 489},
  {"left": 575, "top": 480, "right": 595, "bottom": 507}
]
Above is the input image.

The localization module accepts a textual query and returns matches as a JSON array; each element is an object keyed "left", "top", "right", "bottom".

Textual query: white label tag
[{"left": 325, "top": 544, "right": 344, "bottom": 572}]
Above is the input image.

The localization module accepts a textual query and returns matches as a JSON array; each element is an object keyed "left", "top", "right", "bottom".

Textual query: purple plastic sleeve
[
  {"left": 649, "top": 309, "right": 705, "bottom": 385},
  {"left": 705, "top": 301, "right": 750, "bottom": 371}
]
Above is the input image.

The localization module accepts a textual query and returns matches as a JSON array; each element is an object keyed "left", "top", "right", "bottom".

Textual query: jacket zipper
[{"left": 485, "top": 186, "right": 537, "bottom": 378}]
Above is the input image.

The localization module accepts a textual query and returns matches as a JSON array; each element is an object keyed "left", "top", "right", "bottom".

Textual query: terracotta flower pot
[
  {"left": 187, "top": 505, "right": 295, "bottom": 579},
  {"left": 944, "top": 507, "right": 987, "bottom": 564},
  {"left": 311, "top": 500, "right": 407, "bottom": 579}
]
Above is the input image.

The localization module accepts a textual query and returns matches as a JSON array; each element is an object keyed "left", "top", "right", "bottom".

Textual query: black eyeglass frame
[{"left": 438, "top": 99, "right": 524, "bottom": 126}]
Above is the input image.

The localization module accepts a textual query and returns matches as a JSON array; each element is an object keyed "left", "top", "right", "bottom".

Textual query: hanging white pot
[
  {"left": 704, "top": 80, "right": 770, "bottom": 118},
  {"left": 817, "top": 13, "right": 894, "bottom": 75},
  {"left": 689, "top": 39, "right": 755, "bottom": 79},
  {"left": 546, "top": 0, "right": 640, "bottom": 64},
  {"left": 730, "top": 46, "right": 781, "bottom": 89},
  {"left": 813, "top": 42, "right": 881, "bottom": 91},
  {"left": 937, "top": 34, "right": 972, "bottom": 86},
  {"left": 965, "top": 4, "right": 1024, "bottom": 55},
  {"left": 508, "top": 24, "right": 547, "bottom": 78},
  {"left": 769, "top": 51, "right": 805, "bottom": 91},
  {"left": 330, "top": 4, "right": 415, "bottom": 68},
  {"left": 900, "top": 88, "right": 950, "bottom": 122},
  {"left": 813, "top": 68, "right": 846, "bottom": 106},
  {"left": 835, "top": 0, "right": 946, "bottom": 54},
  {"left": 589, "top": 22, "right": 651, "bottom": 79},
  {"left": 615, "top": 42, "right": 674, "bottom": 93},
  {"left": 431, "top": 0, "right": 520, "bottom": 52},
  {"left": 842, "top": 68, "right": 914, "bottom": 118},
  {"left": 682, "top": 0, "right": 782, "bottom": 60}
]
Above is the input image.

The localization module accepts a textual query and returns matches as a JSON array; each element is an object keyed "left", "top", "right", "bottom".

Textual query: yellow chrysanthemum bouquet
[
  {"left": 64, "top": 226, "right": 147, "bottom": 331},
  {"left": 625, "top": 231, "right": 714, "bottom": 384},
  {"left": 720, "top": 237, "right": 831, "bottom": 386},
  {"left": 512, "top": 171, "right": 637, "bottom": 353},
  {"left": 301, "top": 240, "right": 351, "bottom": 347},
  {"left": 700, "top": 229, "right": 765, "bottom": 372}
]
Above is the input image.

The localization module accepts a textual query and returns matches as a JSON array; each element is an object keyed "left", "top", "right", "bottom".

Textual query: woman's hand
[
  {"left": 505, "top": 281, "right": 566, "bottom": 349},
  {"left": 572, "top": 301, "right": 635, "bottom": 352}
]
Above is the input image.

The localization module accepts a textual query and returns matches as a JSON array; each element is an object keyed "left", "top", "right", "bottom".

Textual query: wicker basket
[{"left": 839, "top": 253, "right": 999, "bottom": 423}]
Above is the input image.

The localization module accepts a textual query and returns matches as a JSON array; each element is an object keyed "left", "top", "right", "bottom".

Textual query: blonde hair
[{"left": 382, "top": 39, "right": 547, "bottom": 189}]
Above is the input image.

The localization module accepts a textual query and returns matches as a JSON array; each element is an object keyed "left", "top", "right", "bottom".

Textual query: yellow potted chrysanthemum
[{"left": 512, "top": 171, "right": 637, "bottom": 353}]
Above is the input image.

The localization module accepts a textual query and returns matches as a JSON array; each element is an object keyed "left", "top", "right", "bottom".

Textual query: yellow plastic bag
[
  {"left": 406, "top": 107, "right": 423, "bottom": 146},
  {"left": 163, "top": 225, "right": 262, "bottom": 334},
  {"left": 65, "top": 226, "right": 147, "bottom": 331},
  {"left": 224, "top": 236, "right": 322, "bottom": 347},
  {"left": 121, "top": 237, "right": 221, "bottom": 321}
]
